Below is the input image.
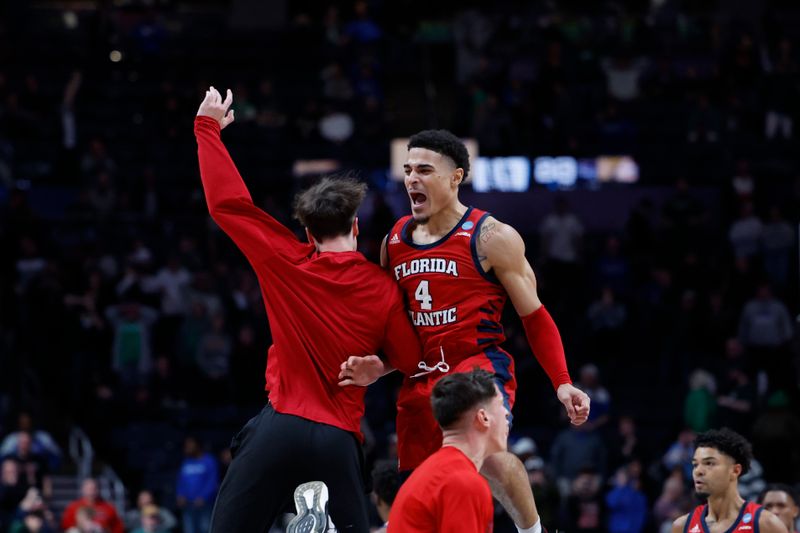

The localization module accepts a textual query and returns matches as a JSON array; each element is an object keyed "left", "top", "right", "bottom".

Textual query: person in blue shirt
[{"left": 176, "top": 437, "right": 218, "bottom": 533}]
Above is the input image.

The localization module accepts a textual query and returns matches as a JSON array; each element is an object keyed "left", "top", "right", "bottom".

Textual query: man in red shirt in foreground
[
  {"left": 195, "top": 87, "right": 424, "bottom": 532},
  {"left": 388, "top": 369, "right": 508, "bottom": 533}
]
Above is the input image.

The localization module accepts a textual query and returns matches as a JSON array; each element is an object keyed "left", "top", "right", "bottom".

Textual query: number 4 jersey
[
  {"left": 386, "top": 207, "right": 515, "bottom": 388},
  {"left": 388, "top": 207, "right": 519, "bottom": 469}
]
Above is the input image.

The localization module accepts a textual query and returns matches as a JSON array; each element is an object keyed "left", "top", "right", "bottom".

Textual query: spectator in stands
[
  {"left": 662, "top": 428, "right": 694, "bottom": 481},
  {"left": 0, "top": 460, "right": 28, "bottom": 532},
  {"left": 343, "top": 0, "right": 382, "bottom": 44},
  {"left": 2, "top": 432, "right": 51, "bottom": 499},
  {"left": 175, "top": 437, "right": 218, "bottom": 533},
  {"left": 763, "top": 38, "right": 797, "bottom": 141},
  {"left": 124, "top": 490, "right": 177, "bottom": 532},
  {"left": 9, "top": 509, "right": 53, "bottom": 533},
  {"left": 527, "top": 456, "right": 559, "bottom": 529},
  {"left": 576, "top": 364, "right": 611, "bottom": 431},
  {"left": 738, "top": 282, "right": 793, "bottom": 389},
  {"left": 608, "top": 416, "right": 643, "bottom": 472},
  {"left": 683, "top": 369, "right": 717, "bottom": 432},
  {"left": 540, "top": 196, "right": 584, "bottom": 269},
  {"left": 605, "top": 461, "right": 647, "bottom": 533},
  {"left": 602, "top": 55, "right": 648, "bottom": 102},
  {"left": 716, "top": 364, "right": 756, "bottom": 435},
  {"left": 586, "top": 287, "right": 628, "bottom": 360},
  {"left": 65, "top": 506, "right": 107, "bottom": 533},
  {"left": 565, "top": 467, "right": 604, "bottom": 533},
  {"left": 130, "top": 504, "right": 169, "bottom": 533},
  {"left": 61, "top": 478, "right": 124, "bottom": 533},
  {"left": 195, "top": 313, "right": 233, "bottom": 403},
  {"left": 728, "top": 202, "right": 763, "bottom": 259},
  {"left": 0, "top": 412, "right": 62, "bottom": 471},
  {"left": 104, "top": 299, "right": 158, "bottom": 387},
  {"left": 551, "top": 421, "right": 608, "bottom": 498},
  {"left": 653, "top": 471, "right": 692, "bottom": 533},
  {"left": 12, "top": 488, "right": 56, "bottom": 532}
]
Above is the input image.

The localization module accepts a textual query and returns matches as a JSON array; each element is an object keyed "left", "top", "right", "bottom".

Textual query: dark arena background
[{"left": 1, "top": 1, "right": 799, "bottom": 532}]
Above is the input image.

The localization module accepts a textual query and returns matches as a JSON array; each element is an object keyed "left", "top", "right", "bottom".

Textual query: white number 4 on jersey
[{"left": 415, "top": 280, "right": 433, "bottom": 310}]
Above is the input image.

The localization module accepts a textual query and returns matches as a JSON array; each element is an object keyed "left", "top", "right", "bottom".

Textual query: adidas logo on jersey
[
  {"left": 455, "top": 231, "right": 472, "bottom": 237},
  {"left": 689, "top": 525, "right": 701, "bottom": 533},
  {"left": 389, "top": 233, "right": 400, "bottom": 245}
]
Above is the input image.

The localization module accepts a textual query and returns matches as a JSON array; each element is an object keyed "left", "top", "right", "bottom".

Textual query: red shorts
[{"left": 396, "top": 352, "right": 516, "bottom": 470}]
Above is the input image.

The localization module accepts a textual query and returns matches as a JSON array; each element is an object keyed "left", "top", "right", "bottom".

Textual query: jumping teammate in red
[
  {"left": 196, "top": 87, "right": 424, "bottom": 532},
  {"left": 388, "top": 369, "right": 507, "bottom": 533},
  {"left": 340, "top": 129, "right": 590, "bottom": 532},
  {"left": 672, "top": 428, "right": 787, "bottom": 533}
]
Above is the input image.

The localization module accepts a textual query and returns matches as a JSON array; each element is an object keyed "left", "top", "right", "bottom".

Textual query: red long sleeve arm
[
  {"left": 194, "top": 115, "right": 310, "bottom": 263},
  {"left": 521, "top": 305, "right": 572, "bottom": 389}
]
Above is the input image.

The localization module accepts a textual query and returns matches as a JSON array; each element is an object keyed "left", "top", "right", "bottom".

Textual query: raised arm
[
  {"left": 477, "top": 217, "right": 590, "bottom": 425},
  {"left": 195, "top": 87, "right": 308, "bottom": 263}
]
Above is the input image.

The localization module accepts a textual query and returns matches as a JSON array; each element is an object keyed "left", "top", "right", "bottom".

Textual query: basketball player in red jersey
[
  {"left": 340, "top": 129, "right": 590, "bottom": 532},
  {"left": 672, "top": 428, "right": 787, "bottom": 533},
  {"left": 196, "top": 88, "right": 425, "bottom": 532}
]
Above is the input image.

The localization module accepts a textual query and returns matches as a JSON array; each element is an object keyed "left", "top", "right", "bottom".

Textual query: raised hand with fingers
[{"left": 197, "top": 86, "right": 236, "bottom": 129}]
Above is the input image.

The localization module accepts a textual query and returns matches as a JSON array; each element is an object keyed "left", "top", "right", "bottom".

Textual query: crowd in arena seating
[{"left": 1, "top": 1, "right": 799, "bottom": 532}]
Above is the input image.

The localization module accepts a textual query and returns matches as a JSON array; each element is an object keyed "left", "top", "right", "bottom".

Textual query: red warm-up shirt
[
  {"left": 195, "top": 116, "right": 422, "bottom": 438},
  {"left": 388, "top": 446, "right": 493, "bottom": 533}
]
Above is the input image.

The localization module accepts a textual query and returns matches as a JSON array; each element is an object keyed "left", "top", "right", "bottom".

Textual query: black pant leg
[
  {"left": 309, "top": 425, "right": 370, "bottom": 532},
  {"left": 209, "top": 405, "right": 297, "bottom": 533}
]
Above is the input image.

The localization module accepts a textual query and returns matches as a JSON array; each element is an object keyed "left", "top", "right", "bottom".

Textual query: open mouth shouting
[{"left": 409, "top": 190, "right": 428, "bottom": 210}]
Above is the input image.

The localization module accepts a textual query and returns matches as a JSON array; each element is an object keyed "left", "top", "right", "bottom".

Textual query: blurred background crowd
[{"left": 1, "top": 0, "right": 799, "bottom": 532}]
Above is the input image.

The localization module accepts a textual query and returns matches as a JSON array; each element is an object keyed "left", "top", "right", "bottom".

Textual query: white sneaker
[{"left": 285, "top": 481, "right": 330, "bottom": 533}]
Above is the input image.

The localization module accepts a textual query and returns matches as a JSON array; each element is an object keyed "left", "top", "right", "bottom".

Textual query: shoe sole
[{"left": 286, "top": 481, "right": 329, "bottom": 533}]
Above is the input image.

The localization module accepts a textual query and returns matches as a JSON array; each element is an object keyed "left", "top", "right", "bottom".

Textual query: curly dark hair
[
  {"left": 408, "top": 130, "right": 470, "bottom": 183},
  {"left": 292, "top": 173, "right": 367, "bottom": 241},
  {"left": 694, "top": 428, "right": 753, "bottom": 475}
]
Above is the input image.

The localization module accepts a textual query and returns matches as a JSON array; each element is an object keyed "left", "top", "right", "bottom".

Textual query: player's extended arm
[
  {"left": 195, "top": 87, "right": 304, "bottom": 262},
  {"left": 759, "top": 509, "right": 790, "bottom": 533},
  {"left": 479, "top": 217, "right": 590, "bottom": 425}
]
